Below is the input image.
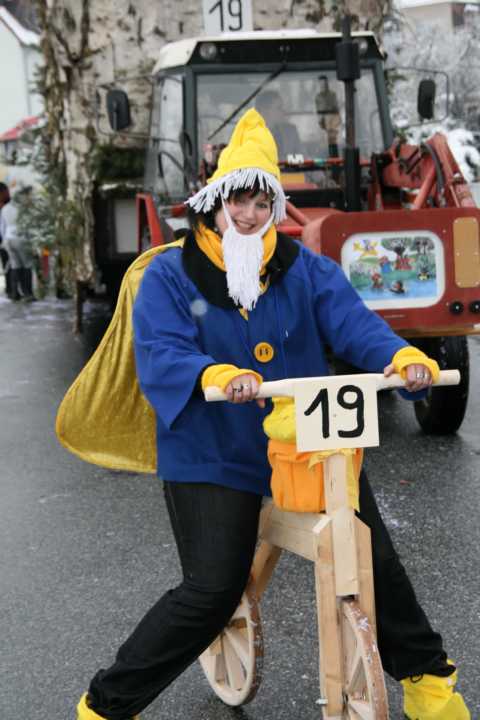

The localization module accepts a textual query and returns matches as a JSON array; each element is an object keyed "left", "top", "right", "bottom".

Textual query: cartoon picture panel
[{"left": 341, "top": 230, "right": 445, "bottom": 309}]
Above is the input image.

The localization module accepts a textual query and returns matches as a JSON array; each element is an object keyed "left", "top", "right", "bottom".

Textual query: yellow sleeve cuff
[
  {"left": 201, "top": 363, "right": 263, "bottom": 392},
  {"left": 392, "top": 346, "right": 440, "bottom": 383}
]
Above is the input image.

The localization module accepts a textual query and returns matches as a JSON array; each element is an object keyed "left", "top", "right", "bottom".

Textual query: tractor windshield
[{"left": 197, "top": 68, "right": 383, "bottom": 172}]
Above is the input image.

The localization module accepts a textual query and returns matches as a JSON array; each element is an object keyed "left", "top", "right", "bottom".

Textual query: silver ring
[
  {"left": 416, "top": 372, "right": 425, "bottom": 379},
  {"left": 233, "top": 385, "right": 243, "bottom": 393}
]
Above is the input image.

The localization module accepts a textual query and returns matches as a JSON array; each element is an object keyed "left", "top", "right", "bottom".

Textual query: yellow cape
[{"left": 55, "top": 240, "right": 184, "bottom": 474}]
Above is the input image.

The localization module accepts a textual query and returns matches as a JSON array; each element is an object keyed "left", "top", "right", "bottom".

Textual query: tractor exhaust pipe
[{"left": 336, "top": 16, "right": 361, "bottom": 212}]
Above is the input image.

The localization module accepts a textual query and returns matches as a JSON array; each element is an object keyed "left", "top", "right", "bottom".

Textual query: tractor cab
[{"left": 142, "top": 30, "right": 391, "bottom": 226}]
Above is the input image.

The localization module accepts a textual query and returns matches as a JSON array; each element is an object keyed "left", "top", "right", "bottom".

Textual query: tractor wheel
[{"left": 413, "top": 336, "right": 469, "bottom": 435}]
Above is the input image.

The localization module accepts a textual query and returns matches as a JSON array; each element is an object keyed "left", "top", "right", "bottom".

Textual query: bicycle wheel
[
  {"left": 341, "top": 598, "right": 388, "bottom": 719},
  {"left": 199, "top": 579, "right": 263, "bottom": 706}
]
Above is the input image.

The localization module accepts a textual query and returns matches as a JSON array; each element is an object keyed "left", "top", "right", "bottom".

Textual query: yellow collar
[{"left": 195, "top": 222, "right": 277, "bottom": 274}]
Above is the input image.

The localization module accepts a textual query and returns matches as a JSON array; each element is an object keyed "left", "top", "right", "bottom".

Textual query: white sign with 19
[
  {"left": 203, "top": 0, "right": 253, "bottom": 34},
  {"left": 294, "top": 375, "right": 380, "bottom": 452}
]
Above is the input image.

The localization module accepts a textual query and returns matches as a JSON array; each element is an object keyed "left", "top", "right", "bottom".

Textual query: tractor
[{"left": 105, "top": 21, "right": 480, "bottom": 435}]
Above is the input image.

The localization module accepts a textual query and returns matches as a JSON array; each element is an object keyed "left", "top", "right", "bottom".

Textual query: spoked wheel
[
  {"left": 199, "top": 579, "right": 263, "bottom": 706},
  {"left": 341, "top": 599, "right": 388, "bottom": 719}
]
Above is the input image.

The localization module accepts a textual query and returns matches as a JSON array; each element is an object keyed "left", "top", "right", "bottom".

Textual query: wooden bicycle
[{"left": 200, "top": 370, "right": 460, "bottom": 719}]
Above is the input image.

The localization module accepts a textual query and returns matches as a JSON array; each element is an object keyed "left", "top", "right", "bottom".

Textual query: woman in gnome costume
[{"left": 67, "top": 109, "right": 469, "bottom": 720}]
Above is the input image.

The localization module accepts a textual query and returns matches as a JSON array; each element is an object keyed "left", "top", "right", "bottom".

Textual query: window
[
  {"left": 196, "top": 68, "right": 384, "bottom": 186},
  {"left": 145, "top": 74, "right": 184, "bottom": 201}
]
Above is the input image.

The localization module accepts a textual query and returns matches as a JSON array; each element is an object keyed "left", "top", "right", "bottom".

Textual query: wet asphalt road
[{"left": 0, "top": 294, "right": 479, "bottom": 720}]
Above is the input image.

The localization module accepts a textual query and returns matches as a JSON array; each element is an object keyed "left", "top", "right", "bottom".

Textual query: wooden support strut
[
  {"left": 323, "top": 453, "right": 359, "bottom": 597},
  {"left": 322, "top": 453, "right": 376, "bottom": 626},
  {"left": 314, "top": 518, "right": 344, "bottom": 718}
]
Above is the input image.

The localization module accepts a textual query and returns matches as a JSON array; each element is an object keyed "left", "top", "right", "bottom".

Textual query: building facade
[
  {"left": 398, "top": 0, "right": 480, "bottom": 31},
  {"left": 0, "top": 6, "right": 43, "bottom": 136}
]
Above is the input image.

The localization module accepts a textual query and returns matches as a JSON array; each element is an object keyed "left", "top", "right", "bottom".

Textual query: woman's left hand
[{"left": 384, "top": 362, "right": 433, "bottom": 392}]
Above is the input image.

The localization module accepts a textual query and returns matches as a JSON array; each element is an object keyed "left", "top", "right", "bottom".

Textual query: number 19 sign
[
  {"left": 203, "top": 0, "right": 253, "bottom": 34},
  {"left": 294, "top": 376, "right": 380, "bottom": 452}
]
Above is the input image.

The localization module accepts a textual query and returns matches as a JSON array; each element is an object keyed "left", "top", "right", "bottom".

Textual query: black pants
[
  {"left": 0, "top": 246, "right": 12, "bottom": 297},
  {"left": 88, "top": 474, "right": 451, "bottom": 719}
]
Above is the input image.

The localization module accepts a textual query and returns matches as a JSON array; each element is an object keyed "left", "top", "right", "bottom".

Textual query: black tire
[{"left": 413, "top": 336, "right": 469, "bottom": 435}]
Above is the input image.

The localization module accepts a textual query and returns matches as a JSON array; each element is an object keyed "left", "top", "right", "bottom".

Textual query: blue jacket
[{"left": 133, "top": 234, "right": 408, "bottom": 495}]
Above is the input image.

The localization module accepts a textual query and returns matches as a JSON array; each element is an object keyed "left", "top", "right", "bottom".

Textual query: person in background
[
  {"left": 255, "top": 90, "right": 302, "bottom": 158},
  {"left": 64, "top": 109, "right": 469, "bottom": 720},
  {"left": 0, "top": 182, "right": 12, "bottom": 298},
  {"left": 315, "top": 75, "right": 341, "bottom": 157},
  {"left": 0, "top": 183, "right": 36, "bottom": 302}
]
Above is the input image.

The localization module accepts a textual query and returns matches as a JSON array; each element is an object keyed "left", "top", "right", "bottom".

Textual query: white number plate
[
  {"left": 294, "top": 376, "right": 380, "bottom": 452},
  {"left": 203, "top": 0, "right": 253, "bottom": 34}
]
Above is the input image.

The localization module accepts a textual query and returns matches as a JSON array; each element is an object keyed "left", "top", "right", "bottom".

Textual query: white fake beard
[{"left": 221, "top": 204, "right": 273, "bottom": 311}]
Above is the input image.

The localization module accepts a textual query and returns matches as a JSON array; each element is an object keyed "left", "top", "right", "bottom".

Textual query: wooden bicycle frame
[{"left": 251, "top": 453, "right": 382, "bottom": 718}]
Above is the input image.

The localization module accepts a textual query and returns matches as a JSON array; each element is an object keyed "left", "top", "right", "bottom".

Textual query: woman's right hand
[{"left": 225, "top": 373, "right": 265, "bottom": 408}]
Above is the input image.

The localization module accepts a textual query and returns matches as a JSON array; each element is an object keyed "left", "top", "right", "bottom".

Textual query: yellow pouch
[
  {"left": 264, "top": 397, "right": 363, "bottom": 513},
  {"left": 267, "top": 439, "right": 326, "bottom": 512}
]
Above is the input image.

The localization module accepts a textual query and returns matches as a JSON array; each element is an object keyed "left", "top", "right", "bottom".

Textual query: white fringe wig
[{"left": 185, "top": 167, "right": 287, "bottom": 224}]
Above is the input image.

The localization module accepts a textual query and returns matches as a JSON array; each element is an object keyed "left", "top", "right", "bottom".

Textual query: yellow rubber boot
[
  {"left": 401, "top": 667, "right": 471, "bottom": 720},
  {"left": 77, "top": 693, "right": 140, "bottom": 720}
]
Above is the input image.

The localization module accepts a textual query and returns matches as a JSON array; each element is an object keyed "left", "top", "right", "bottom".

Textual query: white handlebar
[{"left": 204, "top": 370, "right": 460, "bottom": 402}]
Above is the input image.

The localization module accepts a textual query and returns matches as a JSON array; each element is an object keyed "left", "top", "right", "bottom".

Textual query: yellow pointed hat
[{"left": 186, "top": 108, "right": 287, "bottom": 223}]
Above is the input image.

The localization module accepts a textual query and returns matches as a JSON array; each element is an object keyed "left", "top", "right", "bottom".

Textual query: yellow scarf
[{"left": 195, "top": 222, "right": 277, "bottom": 274}]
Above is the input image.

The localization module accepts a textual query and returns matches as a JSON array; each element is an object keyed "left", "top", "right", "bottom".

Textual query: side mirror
[
  {"left": 417, "top": 79, "right": 436, "bottom": 121},
  {"left": 106, "top": 89, "right": 131, "bottom": 131}
]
